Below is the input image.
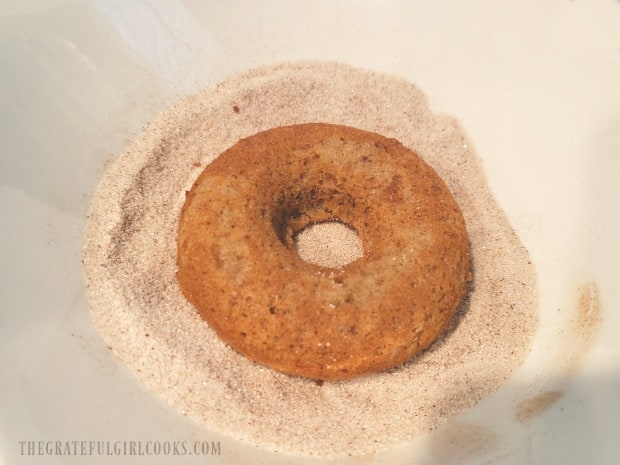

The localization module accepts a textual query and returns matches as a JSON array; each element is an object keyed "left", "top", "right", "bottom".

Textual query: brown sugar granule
[{"left": 83, "top": 62, "right": 538, "bottom": 457}]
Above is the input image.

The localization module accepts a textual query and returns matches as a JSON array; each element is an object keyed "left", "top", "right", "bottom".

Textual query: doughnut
[{"left": 176, "top": 123, "right": 470, "bottom": 380}]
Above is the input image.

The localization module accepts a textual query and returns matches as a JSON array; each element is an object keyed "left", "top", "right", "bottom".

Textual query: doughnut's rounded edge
[{"left": 176, "top": 123, "right": 470, "bottom": 381}]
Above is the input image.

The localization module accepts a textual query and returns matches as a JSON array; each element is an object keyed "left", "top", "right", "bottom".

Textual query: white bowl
[{"left": 2, "top": 1, "right": 619, "bottom": 464}]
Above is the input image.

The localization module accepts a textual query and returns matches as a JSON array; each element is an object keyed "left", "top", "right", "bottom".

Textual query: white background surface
[{"left": 1, "top": 1, "right": 619, "bottom": 464}]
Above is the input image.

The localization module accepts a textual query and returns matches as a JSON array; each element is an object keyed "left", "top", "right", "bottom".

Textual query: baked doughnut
[{"left": 176, "top": 123, "right": 470, "bottom": 380}]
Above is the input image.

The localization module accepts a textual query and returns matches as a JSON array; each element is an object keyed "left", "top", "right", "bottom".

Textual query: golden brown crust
[{"left": 176, "top": 123, "right": 470, "bottom": 380}]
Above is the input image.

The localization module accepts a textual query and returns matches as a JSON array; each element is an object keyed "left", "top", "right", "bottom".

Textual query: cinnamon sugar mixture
[{"left": 83, "top": 62, "right": 537, "bottom": 456}]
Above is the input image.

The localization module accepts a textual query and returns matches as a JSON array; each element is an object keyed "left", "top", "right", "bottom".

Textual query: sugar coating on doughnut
[{"left": 177, "top": 123, "right": 470, "bottom": 380}]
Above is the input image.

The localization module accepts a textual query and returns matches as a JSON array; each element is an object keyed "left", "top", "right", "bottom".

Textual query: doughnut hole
[
  {"left": 293, "top": 221, "right": 363, "bottom": 268},
  {"left": 269, "top": 187, "right": 364, "bottom": 268}
]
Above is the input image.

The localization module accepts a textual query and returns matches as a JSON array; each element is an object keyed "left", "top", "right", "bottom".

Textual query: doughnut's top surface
[{"left": 176, "top": 123, "right": 470, "bottom": 380}]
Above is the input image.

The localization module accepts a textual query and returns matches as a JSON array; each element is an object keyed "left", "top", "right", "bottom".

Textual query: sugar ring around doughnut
[{"left": 176, "top": 123, "right": 470, "bottom": 380}]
